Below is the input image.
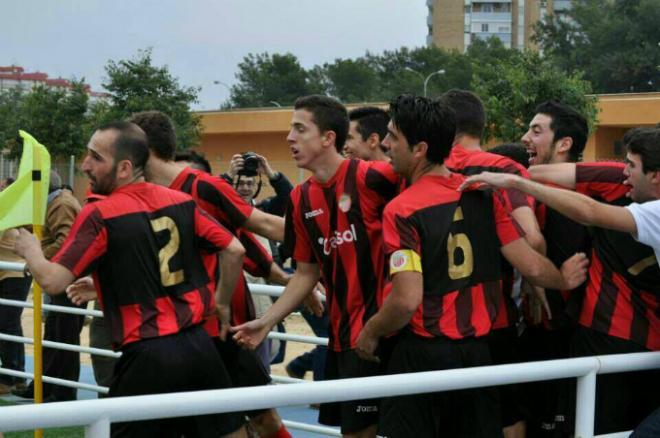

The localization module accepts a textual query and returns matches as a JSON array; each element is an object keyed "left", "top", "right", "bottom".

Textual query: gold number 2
[
  {"left": 150, "top": 216, "right": 184, "bottom": 287},
  {"left": 447, "top": 207, "right": 474, "bottom": 280}
]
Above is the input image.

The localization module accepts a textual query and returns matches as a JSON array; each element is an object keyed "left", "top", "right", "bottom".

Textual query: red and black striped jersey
[
  {"left": 52, "top": 182, "right": 234, "bottom": 348},
  {"left": 575, "top": 162, "right": 660, "bottom": 350},
  {"left": 383, "top": 173, "right": 523, "bottom": 339},
  {"left": 445, "top": 144, "right": 533, "bottom": 329},
  {"left": 170, "top": 166, "right": 264, "bottom": 329},
  {"left": 523, "top": 197, "right": 591, "bottom": 330},
  {"left": 285, "top": 159, "right": 399, "bottom": 352}
]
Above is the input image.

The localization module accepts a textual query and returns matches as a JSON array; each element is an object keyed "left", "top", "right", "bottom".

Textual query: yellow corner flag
[{"left": 0, "top": 130, "right": 51, "bottom": 231}]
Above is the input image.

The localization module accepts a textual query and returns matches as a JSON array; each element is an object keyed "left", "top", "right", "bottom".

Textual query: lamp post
[
  {"left": 404, "top": 67, "right": 446, "bottom": 97},
  {"left": 270, "top": 101, "right": 282, "bottom": 107},
  {"left": 423, "top": 69, "right": 446, "bottom": 97}
]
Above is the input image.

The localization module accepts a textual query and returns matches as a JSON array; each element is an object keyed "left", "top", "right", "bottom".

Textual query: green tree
[
  {"left": 472, "top": 51, "right": 599, "bottom": 142},
  {"left": 228, "top": 52, "right": 319, "bottom": 108},
  {"left": 321, "top": 58, "right": 378, "bottom": 103},
  {"left": 92, "top": 49, "right": 202, "bottom": 149},
  {"left": 0, "top": 82, "right": 89, "bottom": 159},
  {"left": 534, "top": 0, "right": 660, "bottom": 93}
]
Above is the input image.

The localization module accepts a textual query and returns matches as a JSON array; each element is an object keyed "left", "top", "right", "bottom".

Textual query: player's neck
[
  {"left": 147, "top": 158, "right": 184, "bottom": 188},
  {"left": 410, "top": 161, "right": 450, "bottom": 184},
  {"left": 454, "top": 135, "right": 482, "bottom": 151},
  {"left": 311, "top": 152, "right": 345, "bottom": 184}
]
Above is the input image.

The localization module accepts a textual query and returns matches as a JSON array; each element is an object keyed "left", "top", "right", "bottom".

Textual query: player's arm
[
  {"left": 461, "top": 172, "right": 638, "bottom": 234},
  {"left": 232, "top": 261, "right": 319, "bottom": 349},
  {"left": 215, "top": 236, "right": 245, "bottom": 340},
  {"left": 244, "top": 209, "right": 285, "bottom": 242},
  {"left": 267, "top": 262, "right": 291, "bottom": 285},
  {"left": 11, "top": 228, "right": 75, "bottom": 294},
  {"left": 529, "top": 163, "right": 577, "bottom": 189},
  {"left": 356, "top": 269, "right": 422, "bottom": 362},
  {"left": 501, "top": 239, "right": 588, "bottom": 290}
]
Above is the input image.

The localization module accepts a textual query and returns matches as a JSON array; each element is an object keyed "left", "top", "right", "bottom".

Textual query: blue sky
[{"left": 2, "top": 0, "right": 428, "bottom": 109}]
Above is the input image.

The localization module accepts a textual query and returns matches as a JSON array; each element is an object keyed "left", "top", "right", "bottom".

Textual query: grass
[{"left": 0, "top": 399, "right": 84, "bottom": 438}]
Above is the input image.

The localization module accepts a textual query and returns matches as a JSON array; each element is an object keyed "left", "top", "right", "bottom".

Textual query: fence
[
  {"left": 0, "top": 260, "right": 658, "bottom": 437},
  {"left": 0, "top": 153, "right": 77, "bottom": 189}
]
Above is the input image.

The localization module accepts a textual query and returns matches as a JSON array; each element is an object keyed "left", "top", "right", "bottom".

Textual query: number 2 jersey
[
  {"left": 575, "top": 162, "right": 660, "bottom": 350},
  {"left": 382, "top": 173, "right": 523, "bottom": 339},
  {"left": 52, "top": 182, "right": 235, "bottom": 348},
  {"left": 285, "top": 159, "right": 399, "bottom": 352}
]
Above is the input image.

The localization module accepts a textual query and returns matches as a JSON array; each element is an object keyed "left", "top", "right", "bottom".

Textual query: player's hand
[
  {"left": 522, "top": 281, "right": 552, "bottom": 324},
  {"left": 11, "top": 228, "right": 40, "bottom": 259},
  {"left": 458, "top": 172, "right": 519, "bottom": 191},
  {"left": 215, "top": 303, "right": 231, "bottom": 341},
  {"left": 231, "top": 318, "right": 270, "bottom": 350},
  {"left": 302, "top": 283, "right": 325, "bottom": 317},
  {"left": 227, "top": 154, "right": 244, "bottom": 179},
  {"left": 559, "top": 252, "right": 589, "bottom": 290},
  {"left": 66, "top": 276, "right": 97, "bottom": 305},
  {"left": 355, "top": 328, "right": 380, "bottom": 363}
]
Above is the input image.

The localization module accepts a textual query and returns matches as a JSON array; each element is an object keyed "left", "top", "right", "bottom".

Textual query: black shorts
[
  {"left": 213, "top": 336, "right": 271, "bottom": 418},
  {"left": 379, "top": 333, "right": 501, "bottom": 438},
  {"left": 110, "top": 325, "right": 243, "bottom": 438},
  {"left": 519, "top": 325, "right": 574, "bottom": 437},
  {"left": 488, "top": 326, "right": 528, "bottom": 427},
  {"left": 318, "top": 348, "right": 383, "bottom": 434},
  {"left": 569, "top": 325, "right": 660, "bottom": 435}
]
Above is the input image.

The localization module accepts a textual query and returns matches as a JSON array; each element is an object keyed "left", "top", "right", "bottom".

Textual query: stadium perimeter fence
[{"left": 0, "top": 260, "right": 658, "bottom": 438}]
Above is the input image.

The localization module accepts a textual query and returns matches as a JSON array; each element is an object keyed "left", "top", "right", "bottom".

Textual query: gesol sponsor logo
[{"left": 317, "top": 224, "right": 358, "bottom": 255}]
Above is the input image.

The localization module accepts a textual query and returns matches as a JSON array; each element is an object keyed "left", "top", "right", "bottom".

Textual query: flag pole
[{"left": 31, "top": 145, "right": 44, "bottom": 438}]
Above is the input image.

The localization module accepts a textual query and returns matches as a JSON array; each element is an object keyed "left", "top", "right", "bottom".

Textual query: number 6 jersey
[{"left": 382, "top": 173, "right": 523, "bottom": 339}]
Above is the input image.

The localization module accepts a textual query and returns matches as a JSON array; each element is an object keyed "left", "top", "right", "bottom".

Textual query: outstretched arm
[{"left": 460, "top": 172, "right": 637, "bottom": 234}]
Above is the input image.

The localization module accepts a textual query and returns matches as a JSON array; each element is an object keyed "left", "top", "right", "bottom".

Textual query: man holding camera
[{"left": 223, "top": 152, "right": 293, "bottom": 218}]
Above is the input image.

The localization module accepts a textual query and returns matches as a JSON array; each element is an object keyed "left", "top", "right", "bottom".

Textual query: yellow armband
[{"left": 389, "top": 249, "right": 422, "bottom": 274}]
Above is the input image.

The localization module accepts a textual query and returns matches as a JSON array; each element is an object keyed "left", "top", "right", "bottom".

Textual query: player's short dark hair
[
  {"left": 174, "top": 149, "right": 212, "bottom": 174},
  {"left": 436, "top": 89, "right": 485, "bottom": 139},
  {"left": 294, "top": 95, "right": 348, "bottom": 152},
  {"left": 625, "top": 127, "right": 660, "bottom": 173},
  {"left": 348, "top": 106, "right": 389, "bottom": 142},
  {"left": 389, "top": 94, "right": 456, "bottom": 164},
  {"left": 488, "top": 143, "right": 530, "bottom": 169},
  {"left": 97, "top": 121, "right": 149, "bottom": 173},
  {"left": 534, "top": 100, "right": 588, "bottom": 162},
  {"left": 128, "top": 110, "right": 177, "bottom": 160}
]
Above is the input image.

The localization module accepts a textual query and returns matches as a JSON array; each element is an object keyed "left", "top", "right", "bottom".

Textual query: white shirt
[{"left": 626, "top": 199, "right": 660, "bottom": 265}]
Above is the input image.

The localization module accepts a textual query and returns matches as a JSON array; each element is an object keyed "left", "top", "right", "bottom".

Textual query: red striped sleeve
[
  {"left": 52, "top": 204, "right": 107, "bottom": 277},
  {"left": 576, "top": 162, "right": 628, "bottom": 202}
]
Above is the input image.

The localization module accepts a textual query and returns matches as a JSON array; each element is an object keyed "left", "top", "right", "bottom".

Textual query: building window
[
  {"left": 482, "top": 4, "right": 493, "bottom": 12},
  {"left": 481, "top": 23, "right": 489, "bottom": 32},
  {"left": 499, "top": 26, "right": 510, "bottom": 32},
  {"left": 428, "top": 25, "right": 433, "bottom": 35},
  {"left": 465, "top": 5, "right": 471, "bottom": 13}
]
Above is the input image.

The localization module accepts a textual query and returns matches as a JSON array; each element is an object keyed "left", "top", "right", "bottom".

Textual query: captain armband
[{"left": 389, "top": 249, "right": 422, "bottom": 274}]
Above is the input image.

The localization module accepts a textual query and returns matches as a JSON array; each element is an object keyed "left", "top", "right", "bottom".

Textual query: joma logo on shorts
[
  {"left": 317, "top": 224, "right": 358, "bottom": 255},
  {"left": 355, "top": 405, "right": 378, "bottom": 413}
]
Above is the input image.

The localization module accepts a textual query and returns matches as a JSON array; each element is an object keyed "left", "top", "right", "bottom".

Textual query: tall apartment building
[{"left": 426, "top": 0, "right": 572, "bottom": 52}]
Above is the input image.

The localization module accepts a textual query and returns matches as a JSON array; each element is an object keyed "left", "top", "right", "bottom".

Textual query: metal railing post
[
  {"left": 85, "top": 416, "right": 111, "bottom": 438},
  {"left": 575, "top": 368, "right": 598, "bottom": 438}
]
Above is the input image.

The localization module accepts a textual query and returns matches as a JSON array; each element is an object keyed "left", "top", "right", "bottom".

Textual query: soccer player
[
  {"left": 12, "top": 122, "right": 247, "bottom": 438},
  {"left": 462, "top": 126, "right": 660, "bottom": 434},
  {"left": 129, "top": 111, "right": 291, "bottom": 438},
  {"left": 354, "top": 94, "right": 588, "bottom": 438},
  {"left": 233, "top": 95, "right": 400, "bottom": 438},
  {"left": 439, "top": 89, "right": 547, "bottom": 437},
  {"left": 344, "top": 106, "right": 390, "bottom": 162}
]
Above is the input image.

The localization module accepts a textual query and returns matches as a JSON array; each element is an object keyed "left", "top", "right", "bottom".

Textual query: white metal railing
[{"left": 1, "top": 352, "right": 657, "bottom": 437}]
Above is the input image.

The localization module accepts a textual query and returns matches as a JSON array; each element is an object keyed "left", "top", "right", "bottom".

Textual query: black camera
[{"left": 239, "top": 152, "right": 259, "bottom": 177}]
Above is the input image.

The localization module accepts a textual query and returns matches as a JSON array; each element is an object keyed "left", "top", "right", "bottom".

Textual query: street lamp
[
  {"left": 404, "top": 67, "right": 446, "bottom": 97},
  {"left": 213, "top": 80, "right": 231, "bottom": 93},
  {"left": 270, "top": 101, "right": 282, "bottom": 107}
]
